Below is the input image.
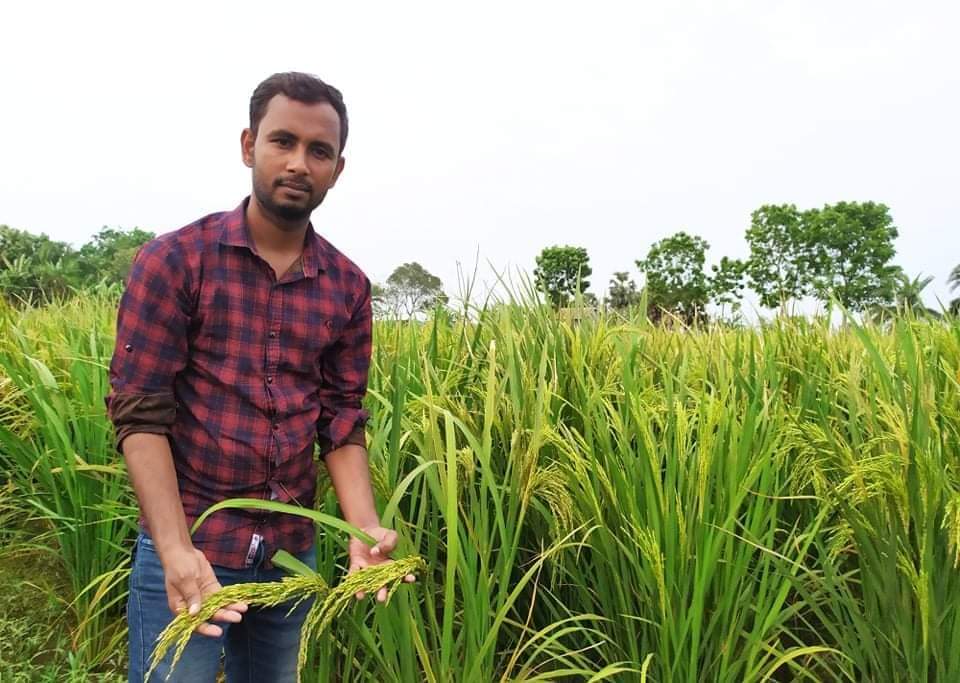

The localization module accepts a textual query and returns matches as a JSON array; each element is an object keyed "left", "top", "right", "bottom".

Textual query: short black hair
[{"left": 249, "top": 72, "right": 349, "bottom": 154}]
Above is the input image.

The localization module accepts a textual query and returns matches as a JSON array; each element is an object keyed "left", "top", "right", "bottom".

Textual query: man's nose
[{"left": 286, "top": 146, "right": 308, "bottom": 174}]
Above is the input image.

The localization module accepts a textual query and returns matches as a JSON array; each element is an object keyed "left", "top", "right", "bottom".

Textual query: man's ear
[
  {"left": 329, "top": 155, "right": 346, "bottom": 187},
  {"left": 241, "top": 128, "right": 255, "bottom": 168}
]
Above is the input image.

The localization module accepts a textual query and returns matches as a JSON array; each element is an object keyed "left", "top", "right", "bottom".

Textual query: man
[{"left": 106, "top": 72, "right": 413, "bottom": 682}]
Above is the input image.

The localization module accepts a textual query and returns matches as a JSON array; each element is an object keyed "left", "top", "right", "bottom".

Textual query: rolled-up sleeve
[
  {"left": 104, "top": 238, "right": 191, "bottom": 451},
  {"left": 316, "top": 276, "right": 372, "bottom": 459}
]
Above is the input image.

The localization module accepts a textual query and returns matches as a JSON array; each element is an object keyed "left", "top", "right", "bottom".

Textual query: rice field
[{"left": 1, "top": 288, "right": 959, "bottom": 681}]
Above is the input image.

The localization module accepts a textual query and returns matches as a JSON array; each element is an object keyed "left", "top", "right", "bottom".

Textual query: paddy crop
[{"left": 1, "top": 291, "right": 958, "bottom": 681}]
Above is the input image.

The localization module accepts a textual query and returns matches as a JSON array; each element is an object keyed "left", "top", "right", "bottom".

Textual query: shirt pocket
[
  {"left": 190, "top": 281, "right": 259, "bottom": 376},
  {"left": 194, "top": 282, "right": 239, "bottom": 343},
  {"left": 284, "top": 307, "right": 343, "bottom": 377}
]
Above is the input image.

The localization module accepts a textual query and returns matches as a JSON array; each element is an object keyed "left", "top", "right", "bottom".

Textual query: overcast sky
[{"left": 2, "top": 0, "right": 958, "bottom": 313}]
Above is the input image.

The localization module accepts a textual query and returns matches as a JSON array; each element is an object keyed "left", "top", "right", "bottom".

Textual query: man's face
[{"left": 241, "top": 94, "right": 345, "bottom": 227}]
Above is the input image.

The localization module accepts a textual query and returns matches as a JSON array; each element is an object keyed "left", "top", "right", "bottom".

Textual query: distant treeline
[
  {"left": 4, "top": 201, "right": 960, "bottom": 321},
  {"left": 0, "top": 225, "right": 154, "bottom": 304},
  {"left": 0, "top": 223, "right": 454, "bottom": 322},
  {"left": 534, "top": 202, "right": 960, "bottom": 322}
]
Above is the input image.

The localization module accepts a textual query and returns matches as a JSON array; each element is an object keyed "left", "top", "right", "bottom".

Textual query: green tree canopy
[
  {"left": 0, "top": 225, "right": 78, "bottom": 304},
  {"left": 0, "top": 225, "right": 154, "bottom": 304},
  {"left": 807, "top": 201, "right": 900, "bottom": 312},
  {"left": 709, "top": 256, "right": 748, "bottom": 313},
  {"left": 744, "top": 204, "right": 812, "bottom": 309},
  {"left": 636, "top": 231, "right": 711, "bottom": 325},
  {"left": 77, "top": 226, "right": 155, "bottom": 286},
  {"left": 0, "top": 225, "right": 74, "bottom": 265},
  {"left": 870, "top": 269, "right": 941, "bottom": 321},
  {"left": 745, "top": 202, "right": 901, "bottom": 313},
  {"left": 534, "top": 246, "right": 591, "bottom": 307},
  {"left": 606, "top": 271, "right": 640, "bottom": 311},
  {"left": 377, "top": 262, "right": 446, "bottom": 319}
]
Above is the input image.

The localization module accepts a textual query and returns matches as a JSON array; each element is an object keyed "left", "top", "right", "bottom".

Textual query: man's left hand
[{"left": 348, "top": 525, "right": 417, "bottom": 602}]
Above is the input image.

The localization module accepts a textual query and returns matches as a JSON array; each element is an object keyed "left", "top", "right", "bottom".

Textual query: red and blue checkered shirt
[{"left": 105, "top": 197, "right": 372, "bottom": 568}]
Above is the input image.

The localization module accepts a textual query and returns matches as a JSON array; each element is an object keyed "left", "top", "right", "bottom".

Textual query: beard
[{"left": 252, "top": 171, "right": 327, "bottom": 226}]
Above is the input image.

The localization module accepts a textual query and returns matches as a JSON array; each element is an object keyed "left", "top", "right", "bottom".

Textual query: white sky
[{"left": 2, "top": 0, "right": 958, "bottom": 312}]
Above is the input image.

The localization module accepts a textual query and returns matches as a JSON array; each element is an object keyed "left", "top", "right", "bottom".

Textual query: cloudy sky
[{"left": 2, "top": 0, "right": 958, "bottom": 313}]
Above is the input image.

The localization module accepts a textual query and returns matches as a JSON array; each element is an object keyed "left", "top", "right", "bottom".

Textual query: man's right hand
[{"left": 158, "top": 543, "right": 248, "bottom": 638}]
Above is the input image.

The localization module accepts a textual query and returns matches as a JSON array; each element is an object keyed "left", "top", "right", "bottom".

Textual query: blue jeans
[{"left": 127, "top": 531, "right": 317, "bottom": 683}]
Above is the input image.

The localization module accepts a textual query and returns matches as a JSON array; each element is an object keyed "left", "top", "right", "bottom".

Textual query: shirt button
[
  {"left": 266, "top": 376, "right": 274, "bottom": 384},
  {"left": 269, "top": 331, "right": 277, "bottom": 338},
  {"left": 272, "top": 422, "right": 279, "bottom": 430}
]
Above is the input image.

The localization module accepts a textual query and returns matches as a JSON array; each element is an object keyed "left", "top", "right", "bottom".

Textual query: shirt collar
[{"left": 218, "top": 196, "right": 329, "bottom": 277}]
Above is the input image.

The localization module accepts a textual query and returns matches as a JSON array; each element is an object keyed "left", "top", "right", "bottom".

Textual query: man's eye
[
  {"left": 312, "top": 147, "right": 329, "bottom": 158},
  {"left": 274, "top": 138, "right": 292, "bottom": 148}
]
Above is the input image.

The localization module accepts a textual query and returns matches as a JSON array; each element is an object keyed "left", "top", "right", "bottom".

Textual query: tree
[
  {"left": 76, "top": 226, "right": 155, "bottom": 286},
  {"left": 0, "top": 254, "right": 78, "bottom": 304},
  {"left": 371, "top": 282, "right": 392, "bottom": 319},
  {"left": 709, "top": 256, "right": 748, "bottom": 312},
  {"left": 894, "top": 272, "right": 938, "bottom": 314},
  {"left": 870, "top": 269, "right": 941, "bottom": 321},
  {"left": 377, "top": 262, "right": 446, "bottom": 319},
  {"left": 534, "top": 246, "right": 592, "bottom": 307},
  {"left": 0, "top": 225, "right": 155, "bottom": 304},
  {"left": 0, "top": 225, "right": 79, "bottom": 304},
  {"left": 744, "top": 204, "right": 812, "bottom": 309},
  {"left": 807, "top": 201, "right": 900, "bottom": 312},
  {"left": 636, "top": 232, "right": 711, "bottom": 325},
  {"left": 606, "top": 271, "right": 640, "bottom": 311}
]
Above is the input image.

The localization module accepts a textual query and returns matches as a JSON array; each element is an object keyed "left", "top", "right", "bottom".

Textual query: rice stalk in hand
[
  {"left": 295, "top": 555, "right": 426, "bottom": 677},
  {"left": 148, "top": 555, "right": 426, "bottom": 682}
]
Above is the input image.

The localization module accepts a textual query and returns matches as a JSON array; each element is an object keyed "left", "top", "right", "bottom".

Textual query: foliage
[
  {"left": 870, "top": 270, "right": 941, "bottom": 321},
  {"left": 5, "top": 289, "right": 960, "bottom": 681},
  {"left": 533, "top": 245, "right": 592, "bottom": 307},
  {"left": 0, "top": 225, "right": 78, "bottom": 304},
  {"left": 807, "top": 201, "right": 900, "bottom": 311},
  {"left": 606, "top": 271, "right": 640, "bottom": 310},
  {"left": 0, "top": 543, "right": 123, "bottom": 682},
  {"left": 0, "top": 224, "right": 152, "bottom": 305},
  {"left": 743, "top": 204, "right": 813, "bottom": 308},
  {"left": 635, "top": 231, "right": 711, "bottom": 324},
  {"left": 374, "top": 262, "right": 447, "bottom": 319},
  {"left": 0, "top": 224, "right": 74, "bottom": 264},
  {"left": 709, "top": 255, "right": 748, "bottom": 314},
  {"left": 743, "top": 202, "right": 902, "bottom": 313},
  {"left": 371, "top": 282, "right": 390, "bottom": 319},
  {"left": 76, "top": 227, "right": 155, "bottom": 287},
  {"left": 151, "top": 556, "right": 426, "bottom": 682},
  {"left": 0, "top": 254, "right": 79, "bottom": 305},
  {"left": 632, "top": 234, "right": 746, "bottom": 324},
  {"left": 0, "top": 295, "right": 137, "bottom": 668}
]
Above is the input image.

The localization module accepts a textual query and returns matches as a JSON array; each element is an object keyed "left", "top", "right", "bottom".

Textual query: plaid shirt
[{"left": 106, "top": 197, "right": 372, "bottom": 568}]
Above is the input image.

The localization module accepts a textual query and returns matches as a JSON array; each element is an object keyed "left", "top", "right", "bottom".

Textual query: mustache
[{"left": 275, "top": 177, "right": 313, "bottom": 192}]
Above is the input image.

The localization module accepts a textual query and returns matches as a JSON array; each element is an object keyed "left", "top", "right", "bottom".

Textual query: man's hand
[
  {"left": 348, "top": 525, "right": 417, "bottom": 602},
  {"left": 158, "top": 544, "right": 248, "bottom": 637}
]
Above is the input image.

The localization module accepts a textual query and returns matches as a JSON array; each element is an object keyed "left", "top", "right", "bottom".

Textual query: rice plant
[
  {"left": 0, "top": 293, "right": 137, "bottom": 668},
  {"left": 2, "top": 287, "right": 959, "bottom": 680}
]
